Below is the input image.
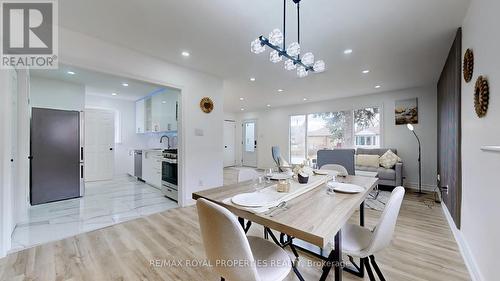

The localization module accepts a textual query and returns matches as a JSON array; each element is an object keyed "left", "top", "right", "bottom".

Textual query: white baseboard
[{"left": 441, "top": 203, "right": 484, "bottom": 281}]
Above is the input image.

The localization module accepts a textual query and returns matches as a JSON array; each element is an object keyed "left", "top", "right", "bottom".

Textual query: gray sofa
[{"left": 356, "top": 148, "right": 403, "bottom": 187}]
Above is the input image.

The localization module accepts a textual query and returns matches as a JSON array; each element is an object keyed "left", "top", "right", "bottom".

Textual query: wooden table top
[{"left": 193, "top": 175, "right": 378, "bottom": 248}]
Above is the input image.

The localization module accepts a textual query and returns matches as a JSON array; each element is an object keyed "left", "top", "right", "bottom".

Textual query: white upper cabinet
[
  {"left": 135, "top": 99, "right": 145, "bottom": 133},
  {"left": 135, "top": 89, "right": 179, "bottom": 134}
]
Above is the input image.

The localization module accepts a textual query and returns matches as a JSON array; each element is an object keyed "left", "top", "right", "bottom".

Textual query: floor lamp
[{"left": 407, "top": 124, "right": 422, "bottom": 194}]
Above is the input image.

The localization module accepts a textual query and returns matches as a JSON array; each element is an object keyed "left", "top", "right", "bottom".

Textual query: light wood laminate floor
[{"left": 0, "top": 172, "right": 469, "bottom": 280}]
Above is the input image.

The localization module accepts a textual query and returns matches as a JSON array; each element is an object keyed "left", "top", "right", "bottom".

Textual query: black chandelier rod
[{"left": 283, "top": 0, "right": 286, "bottom": 50}]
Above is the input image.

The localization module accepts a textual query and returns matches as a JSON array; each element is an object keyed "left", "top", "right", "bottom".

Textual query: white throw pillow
[
  {"left": 379, "top": 150, "right": 401, "bottom": 169},
  {"left": 356, "top": 154, "right": 380, "bottom": 168}
]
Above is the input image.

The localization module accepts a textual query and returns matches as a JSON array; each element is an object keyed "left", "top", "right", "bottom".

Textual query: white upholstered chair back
[
  {"left": 237, "top": 169, "right": 259, "bottom": 183},
  {"left": 366, "top": 186, "right": 405, "bottom": 254},
  {"left": 196, "top": 199, "right": 261, "bottom": 281},
  {"left": 321, "top": 164, "right": 348, "bottom": 176}
]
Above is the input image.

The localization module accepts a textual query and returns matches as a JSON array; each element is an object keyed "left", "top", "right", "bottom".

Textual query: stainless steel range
[{"left": 162, "top": 149, "right": 178, "bottom": 201}]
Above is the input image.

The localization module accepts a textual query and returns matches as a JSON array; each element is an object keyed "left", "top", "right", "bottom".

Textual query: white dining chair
[
  {"left": 342, "top": 186, "right": 405, "bottom": 281},
  {"left": 196, "top": 198, "right": 292, "bottom": 281},
  {"left": 237, "top": 168, "right": 259, "bottom": 183},
  {"left": 321, "top": 164, "right": 349, "bottom": 176}
]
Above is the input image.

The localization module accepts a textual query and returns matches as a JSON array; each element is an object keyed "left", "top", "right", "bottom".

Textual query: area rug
[{"left": 365, "top": 190, "right": 391, "bottom": 211}]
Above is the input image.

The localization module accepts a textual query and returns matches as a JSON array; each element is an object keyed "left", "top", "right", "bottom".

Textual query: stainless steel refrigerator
[{"left": 30, "top": 108, "right": 84, "bottom": 205}]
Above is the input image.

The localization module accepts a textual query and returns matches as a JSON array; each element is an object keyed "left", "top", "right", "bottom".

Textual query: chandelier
[{"left": 250, "top": 0, "right": 325, "bottom": 78}]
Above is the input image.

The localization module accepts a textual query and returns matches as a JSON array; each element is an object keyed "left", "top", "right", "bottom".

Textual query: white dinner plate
[
  {"left": 231, "top": 193, "right": 282, "bottom": 207},
  {"left": 328, "top": 182, "right": 365, "bottom": 194}
]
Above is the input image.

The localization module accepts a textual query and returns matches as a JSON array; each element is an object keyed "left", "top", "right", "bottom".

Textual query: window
[
  {"left": 289, "top": 115, "right": 306, "bottom": 164},
  {"left": 289, "top": 107, "right": 380, "bottom": 164},
  {"left": 354, "top": 107, "right": 380, "bottom": 148}
]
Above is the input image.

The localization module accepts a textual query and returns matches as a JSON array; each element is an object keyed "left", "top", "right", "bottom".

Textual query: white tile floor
[{"left": 10, "top": 175, "right": 178, "bottom": 253}]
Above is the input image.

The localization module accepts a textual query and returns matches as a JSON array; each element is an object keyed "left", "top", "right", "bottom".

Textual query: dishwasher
[{"left": 134, "top": 150, "right": 143, "bottom": 180}]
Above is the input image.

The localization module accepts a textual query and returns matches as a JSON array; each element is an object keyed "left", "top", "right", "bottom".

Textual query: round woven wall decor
[
  {"left": 474, "top": 76, "right": 489, "bottom": 118},
  {"left": 200, "top": 97, "right": 214, "bottom": 113},
  {"left": 463, "top": 49, "right": 474, "bottom": 83}
]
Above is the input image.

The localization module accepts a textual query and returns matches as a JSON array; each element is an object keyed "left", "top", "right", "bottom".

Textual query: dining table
[{"left": 192, "top": 175, "right": 379, "bottom": 281}]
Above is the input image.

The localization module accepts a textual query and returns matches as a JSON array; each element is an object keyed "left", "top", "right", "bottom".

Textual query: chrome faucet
[{"left": 160, "top": 135, "right": 170, "bottom": 149}]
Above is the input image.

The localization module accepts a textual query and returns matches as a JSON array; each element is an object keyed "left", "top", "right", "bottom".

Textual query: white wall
[
  {"left": 460, "top": 0, "right": 500, "bottom": 280},
  {"left": 30, "top": 76, "right": 85, "bottom": 111},
  {"left": 231, "top": 85, "right": 437, "bottom": 189},
  {"left": 58, "top": 27, "right": 224, "bottom": 206}
]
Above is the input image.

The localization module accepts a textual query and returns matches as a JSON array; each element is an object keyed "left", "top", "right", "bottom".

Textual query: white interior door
[
  {"left": 84, "top": 109, "right": 115, "bottom": 181},
  {"left": 242, "top": 119, "right": 257, "bottom": 167},
  {"left": 223, "top": 120, "right": 236, "bottom": 167}
]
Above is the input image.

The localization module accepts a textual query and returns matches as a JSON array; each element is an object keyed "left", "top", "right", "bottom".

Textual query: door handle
[{"left": 440, "top": 185, "right": 449, "bottom": 194}]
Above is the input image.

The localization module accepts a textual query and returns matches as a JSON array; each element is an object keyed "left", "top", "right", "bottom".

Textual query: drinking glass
[{"left": 264, "top": 168, "right": 274, "bottom": 183}]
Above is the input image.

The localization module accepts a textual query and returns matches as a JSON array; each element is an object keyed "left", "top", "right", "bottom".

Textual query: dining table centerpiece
[{"left": 293, "top": 164, "right": 314, "bottom": 184}]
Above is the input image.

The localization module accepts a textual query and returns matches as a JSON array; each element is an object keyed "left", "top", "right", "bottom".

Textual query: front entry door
[
  {"left": 223, "top": 120, "right": 236, "bottom": 167},
  {"left": 437, "top": 29, "right": 462, "bottom": 228},
  {"left": 242, "top": 120, "right": 257, "bottom": 167},
  {"left": 84, "top": 109, "right": 115, "bottom": 181}
]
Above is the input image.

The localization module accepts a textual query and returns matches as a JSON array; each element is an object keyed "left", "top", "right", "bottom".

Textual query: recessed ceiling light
[
  {"left": 303, "top": 98, "right": 308, "bottom": 101},
  {"left": 162, "top": 101, "right": 166, "bottom": 104},
  {"left": 111, "top": 92, "right": 117, "bottom": 96},
  {"left": 67, "top": 71, "right": 76, "bottom": 75},
  {"left": 277, "top": 89, "right": 284, "bottom": 92},
  {"left": 362, "top": 70, "right": 370, "bottom": 74},
  {"left": 343, "top": 49, "right": 353, "bottom": 54},
  {"left": 266, "top": 104, "right": 271, "bottom": 107},
  {"left": 239, "top": 97, "right": 245, "bottom": 101},
  {"left": 375, "top": 85, "right": 381, "bottom": 89},
  {"left": 250, "top": 77, "right": 256, "bottom": 82},
  {"left": 122, "top": 83, "right": 129, "bottom": 87},
  {"left": 181, "top": 51, "right": 190, "bottom": 57},
  {"left": 240, "top": 108, "right": 245, "bottom": 111}
]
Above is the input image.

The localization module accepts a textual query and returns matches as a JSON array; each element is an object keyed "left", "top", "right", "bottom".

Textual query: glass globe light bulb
[
  {"left": 287, "top": 42, "right": 301, "bottom": 57},
  {"left": 250, "top": 38, "right": 265, "bottom": 54},
  {"left": 284, "top": 59, "right": 296, "bottom": 70},
  {"left": 313, "top": 60, "right": 326, "bottom": 73},
  {"left": 268, "top": 29, "right": 284, "bottom": 45},
  {"left": 297, "top": 66, "right": 308, "bottom": 78},
  {"left": 269, "top": 50, "right": 282, "bottom": 63},
  {"left": 301, "top": 52, "right": 315, "bottom": 66}
]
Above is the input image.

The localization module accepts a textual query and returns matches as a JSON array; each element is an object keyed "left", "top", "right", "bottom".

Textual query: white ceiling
[
  {"left": 58, "top": 0, "right": 470, "bottom": 112},
  {"left": 31, "top": 64, "right": 165, "bottom": 100}
]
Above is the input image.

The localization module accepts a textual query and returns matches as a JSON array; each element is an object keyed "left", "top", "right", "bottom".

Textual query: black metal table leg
[
  {"left": 237, "top": 217, "right": 251, "bottom": 233},
  {"left": 358, "top": 202, "right": 365, "bottom": 276},
  {"left": 320, "top": 230, "right": 343, "bottom": 281},
  {"left": 334, "top": 230, "right": 343, "bottom": 281},
  {"left": 360, "top": 202, "right": 365, "bottom": 226}
]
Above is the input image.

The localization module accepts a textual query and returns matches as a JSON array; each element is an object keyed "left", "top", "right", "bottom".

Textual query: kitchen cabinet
[
  {"left": 135, "top": 89, "right": 179, "bottom": 134},
  {"left": 142, "top": 150, "right": 162, "bottom": 189}
]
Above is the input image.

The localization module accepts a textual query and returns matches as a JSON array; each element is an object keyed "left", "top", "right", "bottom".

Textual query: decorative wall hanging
[
  {"left": 395, "top": 98, "right": 418, "bottom": 125},
  {"left": 250, "top": 0, "right": 326, "bottom": 78},
  {"left": 463, "top": 48, "right": 474, "bottom": 83},
  {"left": 474, "top": 76, "right": 489, "bottom": 118},
  {"left": 199, "top": 97, "right": 214, "bottom": 113}
]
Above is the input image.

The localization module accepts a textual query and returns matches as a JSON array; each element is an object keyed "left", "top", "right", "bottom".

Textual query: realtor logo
[{"left": 1, "top": 0, "right": 58, "bottom": 69}]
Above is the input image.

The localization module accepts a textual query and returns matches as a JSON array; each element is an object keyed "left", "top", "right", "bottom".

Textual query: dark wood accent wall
[{"left": 437, "top": 28, "right": 462, "bottom": 228}]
